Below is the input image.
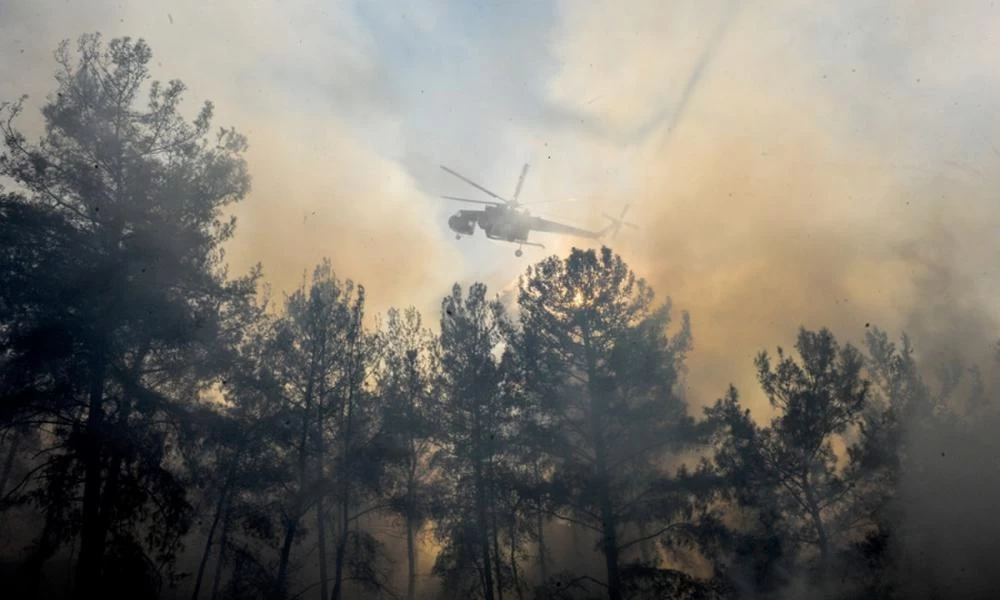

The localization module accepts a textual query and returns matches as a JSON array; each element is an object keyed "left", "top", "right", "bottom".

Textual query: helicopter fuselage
[{"left": 448, "top": 205, "right": 531, "bottom": 242}]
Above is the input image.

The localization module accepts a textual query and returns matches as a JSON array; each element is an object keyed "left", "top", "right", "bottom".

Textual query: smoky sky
[
  {"left": 3, "top": 0, "right": 999, "bottom": 415},
  {"left": 529, "top": 0, "right": 1000, "bottom": 412}
]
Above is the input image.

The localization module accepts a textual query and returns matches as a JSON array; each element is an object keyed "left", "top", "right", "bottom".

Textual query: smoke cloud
[
  {"left": 0, "top": 0, "right": 460, "bottom": 319},
  {"left": 4, "top": 1, "right": 1000, "bottom": 596},
  {"left": 506, "top": 4, "right": 1000, "bottom": 594},
  {"left": 503, "top": 0, "right": 1000, "bottom": 415},
  {"left": 4, "top": 0, "right": 998, "bottom": 397}
]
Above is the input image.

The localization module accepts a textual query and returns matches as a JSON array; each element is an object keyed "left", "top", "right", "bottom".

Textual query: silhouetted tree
[
  {"left": 376, "top": 307, "right": 441, "bottom": 600},
  {"left": 324, "top": 275, "right": 390, "bottom": 600},
  {"left": 187, "top": 295, "right": 288, "bottom": 600},
  {"left": 855, "top": 328, "right": 1000, "bottom": 599},
  {"left": 705, "top": 328, "right": 870, "bottom": 586},
  {"left": 516, "top": 247, "right": 695, "bottom": 600},
  {"left": 434, "top": 283, "right": 513, "bottom": 600},
  {"left": 0, "top": 32, "right": 255, "bottom": 598},
  {"left": 268, "top": 262, "right": 361, "bottom": 599}
]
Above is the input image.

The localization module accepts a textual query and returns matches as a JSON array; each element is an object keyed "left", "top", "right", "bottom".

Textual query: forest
[{"left": 2, "top": 34, "right": 1000, "bottom": 600}]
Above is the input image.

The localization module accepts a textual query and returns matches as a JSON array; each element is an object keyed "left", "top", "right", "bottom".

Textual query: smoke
[
  {"left": 4, "top": 0, "right": 1000, "bottom": 596},
  {"left": 521, "top": 2, "right": 1000, "bottom": 595},
  {"left": 4, "top": 2, "right": 997, "bottom": 394},
  {"left": 520, "top": 0, "right": 1000, "bottom": 416},
  {"left": 0, "top": 0, "right": 461, "bottom": 320}
]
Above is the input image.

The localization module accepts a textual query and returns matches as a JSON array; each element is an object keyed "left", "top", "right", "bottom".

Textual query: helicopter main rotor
[{"left": 439, "top": 163, "right": 575, "bottom": 211}]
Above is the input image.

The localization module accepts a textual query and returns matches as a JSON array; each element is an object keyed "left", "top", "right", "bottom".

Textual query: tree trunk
[
  {"left": 316, "top": 496, "right": 330, "bottom": 600},
  {"left": 209, "top": 490, "right": 234, "bottom": 600},
  {"left": 277, "top": 358, "right": 318, "bottom": 599},
  {"left": 331, "top": 326, "right": 361, "bottom": 600},
  {"left": 533, "top": 461, "right": 548, "bottom": 588},
  {"left": 472, "top": 404, "right": 495, "bottom": 600},
  {"left": 510, "top": 507, "right": 524, "bottom": 600},
  {"left": 802, "top": 475, "right": 830, "bottom": 571},
  {"left": 404, "top": 368, "right": 422, "bottom": 600},
  {"left": 406, "top": 493, "right": 418, "bottom": 600},
  {"left": 81, "top": 342, "right": 149, "bottom": 598},
  {"left": 596, "top": 476, "right": 623, "bottom": 600},
  {"left": 330, "top": 451, "right": 350, "bottom": 600},
  {"left": 331, "top": 495, "right": 349, "bottom": 600},
  {"left": 192, "top": 454, "right": 239, "bottom": 600},
  {"left": 583, "top": 323, "right": 623, "bottom": 600},
  {"left": 93, "top": 397, "right": 133, "bottom": 570},
  {"left": 275, "top": 516, "right": 299, "bottom": 599},
  {"left": 492, "top": 501, "right": 505, "bottom": 600},
  {"left": 315, "top": 402, "right": 329, "bottom": 600},
  {"left": 276, "top": 420, "right": 310, "bottom": 597},
  {"left": 0, "top": 432, "right": 20, "bottom": 499},
  {"left": 489, "top": 457, "right": 505, "bottom": 600},
  {"left": 227, "top": 545, "right": 246, "bottom": 600},
  {"left": 535, "top": 506, "right": 549, "bottom": 593},
  {"left": 75, "top": 356, "right": 107, "bottom": 599},
  {"left": 475, "top": 460, "right": 495, "bottom": 600},
  {"left": 473, "top": 414, "right": 494, "bottom": 600}
]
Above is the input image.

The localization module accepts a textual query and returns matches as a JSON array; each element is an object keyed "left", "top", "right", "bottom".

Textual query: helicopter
[{"left": 440, "top": 163, "right": 637, "bottom": 257}]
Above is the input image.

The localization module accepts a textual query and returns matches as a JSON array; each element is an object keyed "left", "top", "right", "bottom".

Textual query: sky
[{"left": 2, "top": 0, "right": 1000, "bottom": 414}]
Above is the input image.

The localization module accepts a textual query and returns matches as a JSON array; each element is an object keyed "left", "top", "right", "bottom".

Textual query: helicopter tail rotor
[{"left": 600, "top": 204, "right": 639, "bottom": 240}]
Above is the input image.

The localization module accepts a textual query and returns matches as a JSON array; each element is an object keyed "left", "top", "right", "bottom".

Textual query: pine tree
[
  {"left": 705, "top": 328, "right": 870, "bottom": 581},
  {"left": 0, "top": 33, "right": 255, "bottom": 598},
  {"left": 434, "top": 283, "right": 512, "bottom": 600},
  {"left": 377, "top": 307, "right": 441, "bottom": 600},
  {"left": 516, "top": 247, "right": 694, "bottom": 600}
]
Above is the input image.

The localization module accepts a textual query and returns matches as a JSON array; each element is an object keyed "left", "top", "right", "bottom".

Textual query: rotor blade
[
  {"left": 520, "top": 197, "right": 578, "bottom": 206},
  {"left": 440, "top": 165, "right": 508, "bottom": 202},
  {"left": 441, "top": 195, "right": 501, "bottom": 206},
  {"left": 511, "top": 163, "right": 530, "bottom": 204},
  {"left": 602, "top": 205, "right": 633, "bottom": 223},
  {"left": 597, "top": 204, "right": 638, "bottom": 240}
]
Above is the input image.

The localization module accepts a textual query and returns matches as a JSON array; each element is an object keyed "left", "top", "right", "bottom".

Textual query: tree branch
[
  {"left": 349, "top": 502, "right": 390, "bottom": 523},
  {"left": 543, "top": 508, "right": 602, "bottom": 534},
  {"left": 617, "top": 521, "right": 692, "bottom": 553}
]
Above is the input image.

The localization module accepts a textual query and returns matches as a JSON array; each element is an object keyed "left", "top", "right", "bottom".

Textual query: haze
[
  {"left": 2, "top": 1, "right": 999, "bottom": 599},
  {"left": 4, "top": 0, "right": 998, "bottom": 404}
]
